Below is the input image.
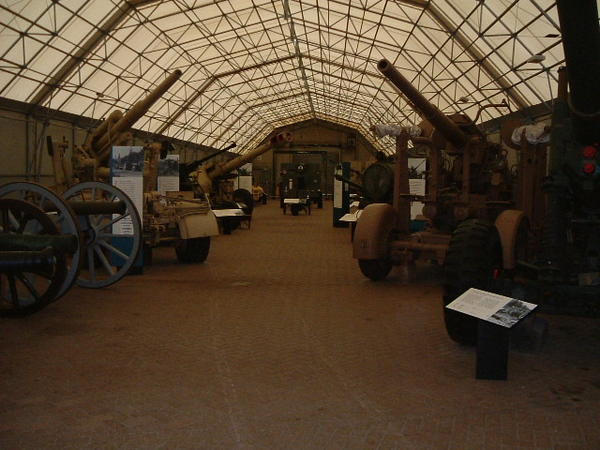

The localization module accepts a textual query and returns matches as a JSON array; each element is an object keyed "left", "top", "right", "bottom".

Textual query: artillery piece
[
  {"left": 0, "top": 70, "right": 182, "bottom": 310},
  {"left": 442, "top": 0, "right": 600, "bottom": 344},
  {"left": 68, "top": 70, "right": 183, "bottom": 186},
  {"left": 188, "top": 131, "right": 293, "bottom": 210},
  {"left": 0, "top": 180, "right": 141, "bottom": 311},
  {"left": 143, "top": 132, "right": 293, "bottom": 261},
  {"left": 178, "top": 142, "right": 237, "bottom": 191},
  {"left": 352, "top": 59, "right": 512, "bottom": 281}
]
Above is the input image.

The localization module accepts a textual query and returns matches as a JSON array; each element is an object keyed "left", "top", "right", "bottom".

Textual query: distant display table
[
  {"left": 212, "top": 208, "right": 252, "bottom": 233},
  {"left": 283, "top": 198, "right": 311, "bottom": 216}
]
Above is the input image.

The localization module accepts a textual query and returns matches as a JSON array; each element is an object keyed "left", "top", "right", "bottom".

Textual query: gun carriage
[
  {"left": 442, "top": 0, "right": 600, "bottom": 344},
  {"left": 143, "top": 132, "right": 292, "bottom": 261},
  {"left": 188, "top": 132, "right": 293, "bottom": 206},
  {"left": 0, "top": 70, "right": 182, "bottom": 313},
  {"left": 352, "top": 59, "right": 512, "bottom": 281}
]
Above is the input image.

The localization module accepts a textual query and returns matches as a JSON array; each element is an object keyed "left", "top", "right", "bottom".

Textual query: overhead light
[{"left": 526, "top": 54, "right": 546, "bottom": 64}]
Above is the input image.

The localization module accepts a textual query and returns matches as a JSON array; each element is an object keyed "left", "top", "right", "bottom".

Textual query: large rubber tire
[
  {"left": 358, "top": 259, "right": 392, "bottom": 281},
  {"left": 443, "top": 219, "right": 503, "bottom": 345},
  {"left": 353, "top": 203, "right": 396, "bottom": 281},
  {"left": 175, "top": 237, "right": 210, "bottom": 263}
]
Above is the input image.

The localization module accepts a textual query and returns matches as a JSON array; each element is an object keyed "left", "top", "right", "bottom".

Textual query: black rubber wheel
[
  {"left": 442, "top": 219, "right": 503, "bottom": 345},
  {"left": 358, "top": 259, "right": 392, "bottom": 281},
  {"left": 233, "top": 189, "right": 254, "bottom": 215},
  {"left": 175, "top": 237, "right": 210, "bottom": 263}
]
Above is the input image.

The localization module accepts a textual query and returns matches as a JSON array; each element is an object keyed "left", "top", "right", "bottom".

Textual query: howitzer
[
  {"left": 71, "top": 70, "right": 182, "bottom": 183},
  {"left": 190, "top": 132, "right": 293, "bottom": 197},
  {"left": 143, "top": 132, "right": 293, "bottom": 259},
  {"left": 352, "top": 62, "right": 514, "bottom": 283},
  {"left": 377, "top": 59, "right": 473, "bottom": 152},
  {"left": 533, "top": 0, "right": 600, "bottom": 282},
  {"left": 29, "top": 72, "right": 182, "bottom": 295},
  {"left": 179, "top": 142, "right": 237, "bottom": 189},
  {"left": 376, "top": 59, "right": 512, "bottom": 227},
  {"left": 441, "top": 0, "right": 600, "bottom": 346}
]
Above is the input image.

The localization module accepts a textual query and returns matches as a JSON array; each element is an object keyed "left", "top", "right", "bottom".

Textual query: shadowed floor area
[{"left": 1, "top": 200, "right": 600, "bottom": 449}]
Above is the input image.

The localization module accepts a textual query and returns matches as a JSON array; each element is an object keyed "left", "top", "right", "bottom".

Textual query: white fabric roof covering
[{"left": 0, "top": 0, "right": 577, "bottom": 153}]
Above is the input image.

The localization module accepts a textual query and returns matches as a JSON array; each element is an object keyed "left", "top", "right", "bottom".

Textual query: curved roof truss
[{"left": 0, "top": 0, "right": 570, "bottom": 153}]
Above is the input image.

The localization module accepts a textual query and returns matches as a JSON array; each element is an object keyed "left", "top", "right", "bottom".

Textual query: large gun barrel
[
  {"left": 92, "top": 69, "right": 183, "bottom": 161},
  {"left": 377, "top": 59, "right": 468, "bottom": 149},
  {"left": 181, "top": 142, "right": 237, "bottom": 175},
  {"left": 209, "top": 132, "right": 293, "bottom": 180},
  {"left": 556, "top": 0, "right": 600, "bottom": 143},
  {"left": 334, "top": 174, "right": 363, "bottom": 192}
]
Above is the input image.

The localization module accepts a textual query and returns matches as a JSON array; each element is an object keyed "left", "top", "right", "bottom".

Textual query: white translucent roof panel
[{"left": 0, "top": 0, "right": 580, "bottom": 154}]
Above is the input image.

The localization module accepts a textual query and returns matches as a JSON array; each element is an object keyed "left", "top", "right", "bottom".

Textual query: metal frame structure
[{"left": 0, "top": 1, "right": 567, "bottom": 154}]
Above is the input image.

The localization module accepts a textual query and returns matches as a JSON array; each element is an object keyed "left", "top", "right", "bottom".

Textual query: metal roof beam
[
  {"left": 424, "top": 3, "right": 529, "bottom": 109},
  {"left": 28, "top": 0, "right": 160, "bottom": 109},
  {"left": 157, "top": 55, "right": 296, "bottom": 135}
]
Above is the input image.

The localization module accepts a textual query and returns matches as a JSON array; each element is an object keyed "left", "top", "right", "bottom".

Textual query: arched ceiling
[{"left": 0, "top": 0, "right": 570, "bottom": 154}]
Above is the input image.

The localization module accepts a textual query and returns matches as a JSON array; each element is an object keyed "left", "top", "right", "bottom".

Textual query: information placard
[
  {"left": 157, "top": 154, "right": 179, "bottom": 195},
  {"left": 111, "top": 145, "right": 144, "bottom": 271},
  {"left": 408, "top": 158, "right": 426, "bottom": 219},
  {"left": 338, "top": 210, "right": 363, "bottom": 222},
  {"left": 446, "top": 288, "right": 537, "bottom": 328},
  {"left": 283, "top": 198, "right": 307, "bottom": 204},
  {"left": 111, "top": 146, "right": 144, "bottom": 235},
  {"left": 212, "top": 208, "right": 245, "bottom": 217}
]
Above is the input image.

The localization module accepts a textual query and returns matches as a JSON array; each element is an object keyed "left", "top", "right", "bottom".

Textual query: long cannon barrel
[
  {"left": 0, "top": 234, "right": 78, "bottom": 254},
  {"left": 209, "top": 132, "right": 293, "bottom": 180},
  {"left": 556, "top": 0, "right": 600, "bottom": 143},
  {"left": 93, "top": 69, "right": 183, "bottom": 160},
  {"left": 181, "top": 142, "right": 237, "bottom": 174},
  {"left": 0, "top": 248, "right": 59, "bottom": 273},
  {"left": 377, "top": 59, "right": 468, "bottom": 149},
  {"left": 334, "top": 174, "right": 363, "bottom": 192}
]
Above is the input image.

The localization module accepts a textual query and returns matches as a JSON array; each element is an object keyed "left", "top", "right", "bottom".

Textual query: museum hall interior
[{"left": 1, "top": 0, "right": 599, "bottom": 447}]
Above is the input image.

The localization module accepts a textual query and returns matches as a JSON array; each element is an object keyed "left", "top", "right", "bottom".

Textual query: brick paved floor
[{"left": 1, "top": 200, "right": 600, "bottom": 449}]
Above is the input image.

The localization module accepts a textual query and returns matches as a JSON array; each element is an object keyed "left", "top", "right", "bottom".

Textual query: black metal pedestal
[{"left": 476, "top": 320, "right": 509, "bottom": 380}]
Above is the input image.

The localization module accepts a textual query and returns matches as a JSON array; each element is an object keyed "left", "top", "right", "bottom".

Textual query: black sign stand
[
  {"left": 446, "top": 288, "right": 538, "bottom": 381},
  {"left": 476, "top": 320, "right": 510, "bottom": 380}
]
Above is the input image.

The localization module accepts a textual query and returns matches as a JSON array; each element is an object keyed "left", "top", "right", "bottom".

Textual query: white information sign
[
  {"left": 157, "top": 154, "right": 180, "bottom": 195},
  {"left": 334, "top": 178, "right": 342, "bottom": 208},
  {"left": 111, "top": 146, "right": 144, "bottom": 235},
  {"left": 446, "top": 288, "right": 537, "bottom": 328},
  {"left": 283, "top": 198, "right": 307, "bottom": 204},
  {"left": 234, "top": 163, "right": 253, "bottom": 193},
  {"left": 339, "top": 212, "right": 358, "bottom": 222},
  {"left": 408, "top": 158, "right": 426, "bottom": 176},
  {"left": 410, "top": 201, "right": 424, "bottom": 219},
  {"left": 409, "top": 179, "right": 426, "bottom": 196},
  {"left": 212, "top": 208, "right": 245, "bottom": 217},
  {"left": 408, "top": 158, "right": 426, "bottom": 220}
]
